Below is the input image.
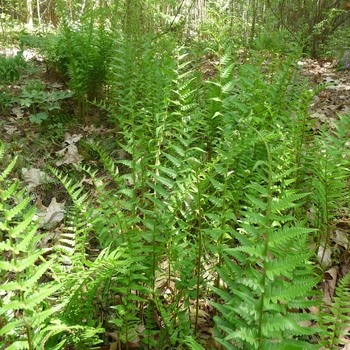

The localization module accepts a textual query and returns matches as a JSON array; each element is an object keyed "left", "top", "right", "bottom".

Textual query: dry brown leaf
[
  {"left": 109, "top": 342, "right": 118, "bottom": 350},
  {"left": 340, "top": 326, "right": 350, "bottom": 348},
  {"left": 77, "top": 175, "right": 94, "bottom": 187},
  {"left": 323, "top": 266, "right": 339, "bottom": 305},
  {"left": 106, "top": 332, "right": 119, "bottom": 341},
  {"left": 333, "top": 229, "right": 349, "bottom": 249},
  {"left": 298, "top": 320, "right": 313, "bottom": 327},
  {"left": 318, "top": 245, "right": 332, "bottom": 267},
  {"left": 41, "top": 225, "right": 63, "bottom": 247},
  {"left": 37, "top": 197, "right": 65, "bottom": 228},
  {"left": 62, "top": 132, "right": 82, "bottom": 145},
  {"left": 56, "top": 144, "right": 83, "bottom": 167},
  {"left": 309, "top": 305, "right": 319, "bottom": 316},
  {"left": 11, "top": 106, "right": 24, "bottom": 119},
  {"left": 4, "top": 125, "right": 19, "bottom": 135},
  {"left": 22, "top": 167, "right": 53, "bottom": 190}
]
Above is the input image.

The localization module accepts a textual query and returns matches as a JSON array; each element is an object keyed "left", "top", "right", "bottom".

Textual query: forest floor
[
  {"left": 302, "top": 58, "right": 350, "bottom": 128},
  {"left": 1, "top": 51, "right": 350, "bottom": 349}
]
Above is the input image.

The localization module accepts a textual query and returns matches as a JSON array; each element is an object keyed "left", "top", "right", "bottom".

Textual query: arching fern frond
[
  {"left": 210, "top": 131, "right": 320, "bottom": 350},
  {"left": 0, "top": 140, "right": 64, "bottom": 350},
  {"left": 318, "top": 272, "right": 350, "bottom": 349}
]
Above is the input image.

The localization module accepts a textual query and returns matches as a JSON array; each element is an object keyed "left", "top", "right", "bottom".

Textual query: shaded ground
[{"left": 300, "top": 58, "right": 350, "bottom": 128}]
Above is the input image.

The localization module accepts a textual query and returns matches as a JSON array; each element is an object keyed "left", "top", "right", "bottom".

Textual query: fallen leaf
[
  {"left": 318, "top": 245, "right": 332, "bottom": 267},
  {"left": 4, "top": 125, "right": 19, "bottom": 135},
  {"left": 41, "top": 225, "right": 63, "bottom": 247},
  {"left": 56, "top": 144, "right": 83, "bottom": 167},
  {"left": 298, "top": 320, "right": 313, "bottom": 327},
  {"left": 323, "top": 266, "right": 339, "bottom": 305},
  {"left": 333, "top": 229, "right": 349, "bottom": 249},
  {"left": 11, "top": 106, "right": 24, "bottom": 119},
  {"left": 22, "top": 167, "right": 54, "bottom": 190},
  {"left": 340, "top": 326, "right": 350, "bottom": 348},
  {"left": 63, "top": 132, "right": 82, "bottom": 145},
  {"left": 37, "top": 197, "right": 65, "bottom": 228}
]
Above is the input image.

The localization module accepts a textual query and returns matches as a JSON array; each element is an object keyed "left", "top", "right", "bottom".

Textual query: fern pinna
[{"left": 210, "top": 132, "right": 320, "bottom": 350}]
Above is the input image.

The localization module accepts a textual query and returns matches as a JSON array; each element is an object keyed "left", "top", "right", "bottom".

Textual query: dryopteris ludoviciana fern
[
  {"left": 0, "top": 140, "right": 63, "bottom": 350},
  {"left": 109, "top": 39, "right": 207, "bottom": 345},
  {"left": 310, "top": 115, "right": 350, "bottom": 266},
  {"left": 210, "top": 131, "right": 320, "bottom": 350},
  {"left": 202, "top": 46, "right": 267, "bottom": 302},
  {"left": 54, "top": 1, "right": 113, "bottom": 119},
  {"left": 49, "top": 163, "right": 150, "bottom": 347},
  {"left": 318, "top": 272, "right": 350, "bottom": 349}
]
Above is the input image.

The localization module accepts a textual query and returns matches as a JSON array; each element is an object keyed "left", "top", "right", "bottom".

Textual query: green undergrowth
[{"left": 1, "top": 33, "right": 350, "bottom": 350}]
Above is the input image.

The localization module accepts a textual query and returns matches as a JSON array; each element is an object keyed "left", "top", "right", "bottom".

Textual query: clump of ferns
[
  {"left": 210, "top": 131, "right": 320, "bottom": 349},
  {"left": 0, "top": 140, "right": 64, "bottom": 349},
  {"left": 51, "top": 144, "right": 194, "bottom": 346},
  {"left": 309, "top": 115, "right": 350, "bottom": 266},
  {"left": 49, "top": 162, "right": 153, "bottom": 347},
  {"left": 318, "top": 272, "right": 350, "bottom": 349},
  {"left": 85, "top": 46, "right": 203, "bottom": 343}
]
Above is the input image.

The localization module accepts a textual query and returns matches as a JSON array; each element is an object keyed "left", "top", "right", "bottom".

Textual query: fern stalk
[
  {"left": 256, "top": 131, "right": 273, "bottom": 348},
  {"left": 194, "top": 160, "right": 204, "bottom": 335}
]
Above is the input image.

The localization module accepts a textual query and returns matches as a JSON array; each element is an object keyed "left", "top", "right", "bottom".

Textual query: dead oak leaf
[
  {"left": 317, "top": 244, "right": 332, "bottom": 268},
  {"left": 4, "top": 125, "right": 19, "bottom": 135},
  {"left": 333, "top": 229, "right": 349, "bottom": 249},
  {"left": 63, "top": 132, "right": 82, "bottom": 145},
  {"left": 56, "top": 144, "right": 83, "bottom": 167},
  {"left": 323, "top": 266, "right": 339, "bottom": 305},
  {"left": 11, "top": 106, "right": 24, "bottom": 119},
  {"left": 37, "top": 197, "right": 65, "bottom": 228},
  {"left": 22, "top": 167, "right": 54, "bottom": 190}
]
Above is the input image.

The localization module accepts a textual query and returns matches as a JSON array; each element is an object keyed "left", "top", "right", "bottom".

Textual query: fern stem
[
  {"left": 214, "top": 149, "right": 231, "bottom": 304},
  {"left": 24, "top": 317, "right": 34, "bottom": 350},
  {"left": 256, "top": 132, "right": 273, "bottom": 349},
  {"left": 194, "top": 165, "right": 203, "bottom": 335},
  {"left": 320, "top": 159, "right": 331, "bottom": 265}
]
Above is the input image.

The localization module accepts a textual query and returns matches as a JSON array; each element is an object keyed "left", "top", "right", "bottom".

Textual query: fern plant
[
  {"left": 318, "top": 272, "right": 350, "bottom": 349},
  {"left": 47, "top": 37, "right": 212, "bottom": 348},
  {"left": 210, "top": 131, "right": 320, "bottom": 350},
  {"left": 50, "top": 0, "right": 113, "bottom": 120},
  {"left": 310, "top": 115, "right": 350, "bottom": 266},
  {"left": 0, "top": 139, "right": 63, "bottom": 350}
]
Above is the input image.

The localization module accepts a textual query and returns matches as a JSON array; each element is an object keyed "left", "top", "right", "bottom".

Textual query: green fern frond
[
  {"left": 318, "top": 272, "right": 350, "bottom": 349},
  {"left": 0, "top": 141, "right": 64, "bottom": 349},
  {"left": 209, "top": 128, "right": 319, "bottom": 349}
]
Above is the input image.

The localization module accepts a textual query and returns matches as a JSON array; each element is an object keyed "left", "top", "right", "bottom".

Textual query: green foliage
[
  {"left": 318, "top": 272, "right": 350, "bottom": 349},
  {"left": 197, "top": 44, "right": 324, "bottom": 349},
  {"left": 45, "top": 5, "right": 113, "bottom": 120},
  {"left": 39, "top": 38, "right": 330, "bottom": 349},
  {"left": 251, "top": 30, "right": 298, "bottom": 53},
  {"left": 210, "top": 132, "right": 319, "bottom": 350},
  {"left": 310, "top": 116, "right": 350, "bottom": 265},
  {"left": 0, "top": 86, "right": 15, "bottom": 112},
  {"left": 0, "top": 139, "right": 63, "bottom": 349},
  {"left": 0, "top": 49, "right": 26, "bottom": 82},
  {"left": 2, "top": 11, "right": 350, "bottom": 347},
  {"left": 18, "top": 80, "right": 73, "bottom": 125}
]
